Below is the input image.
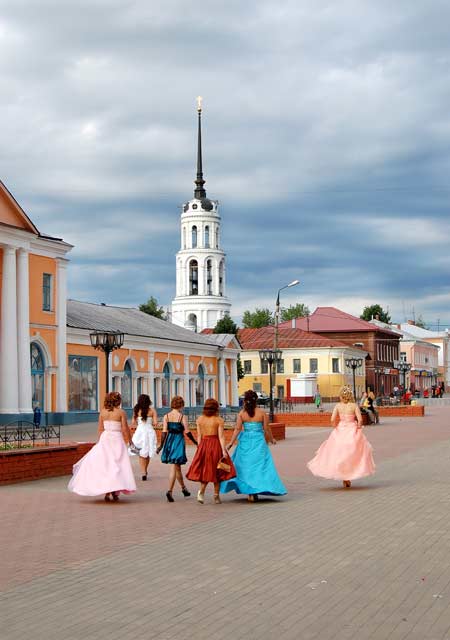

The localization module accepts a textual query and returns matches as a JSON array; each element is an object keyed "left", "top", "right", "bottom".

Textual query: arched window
[
  {"left": 122, "top": 361, "right": 132, "bottom": 408},
  {"left": 162, "top": 362, "right": 171, "bottom": 407},
  {"left": 183, "top": 227, "right": 186, "bottom": 249},
  {"left": 192, "top": 225, "right": 197, "bottom": 248},
  {"left": 189, "top": 259, "right": 198, "bottom": 295},
  {"left": 206, "top": 259, "right": 213, "bottom": 295},
  {"left": 204, "top": 225, "right": 210, "bottom": 248},
  {"left": 215, "top": 227, "right": 219, "bottom": 249},
  {"left": 196, "top": 364, "right": 205, "bottom": 406},
  {"left": 30, "top": 343, "right": 45, "bottom": 410},
  {"left": 219, "top": 260, "right": 224, "bottom": 296},
  {"left": 187, "top": 313, "right": 197, "bottom": 332}
]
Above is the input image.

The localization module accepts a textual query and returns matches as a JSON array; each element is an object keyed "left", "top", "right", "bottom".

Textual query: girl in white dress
[{"left": 131, "top": 394, "right": 158, "bottom": 481}]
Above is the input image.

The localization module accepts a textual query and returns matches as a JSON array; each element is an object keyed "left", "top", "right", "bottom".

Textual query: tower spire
[{"left": 194, "top": 96, "right": 206, "bottom": 199}]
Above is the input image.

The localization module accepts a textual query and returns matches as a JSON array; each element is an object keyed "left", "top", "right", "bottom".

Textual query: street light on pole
[
  {"left": 345, "top": 357, "right": 363, "bottom": 400},
  {"left": 90, "top": 330, "right": 125, "bottom": 394},
  {"left": 259, "top": 348, "right": 283, "bottom": 423},
  {"left": 397, "top": 360, "right": 411, "bottom": 393}
]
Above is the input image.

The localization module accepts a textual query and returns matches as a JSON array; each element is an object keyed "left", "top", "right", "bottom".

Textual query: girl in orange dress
[
  {"left": 307, "top": 385, "right": 375, "bottom": 488},
  {"left": 186, "top": 398, "right": 236, "bottom": 504}
]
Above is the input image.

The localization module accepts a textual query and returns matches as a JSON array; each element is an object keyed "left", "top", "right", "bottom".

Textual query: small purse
[{"left": 217, "top": 457, "right": 231, "bottom": 472}]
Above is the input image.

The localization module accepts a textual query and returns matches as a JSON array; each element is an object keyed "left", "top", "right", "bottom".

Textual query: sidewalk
[{"left": 2, "top": 407, "right": 450, "bottom": 639}]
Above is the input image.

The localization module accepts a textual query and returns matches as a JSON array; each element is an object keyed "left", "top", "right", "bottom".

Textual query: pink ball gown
[
  {"left": 307, "top": 411, "right": 375, "bottom": 481},
  {"left": 68, "top": 420, "right": 137, "bottom": 496}
]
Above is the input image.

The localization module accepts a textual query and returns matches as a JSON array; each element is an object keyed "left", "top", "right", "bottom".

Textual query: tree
[
  {"left": 280, "top": 303, "right": 310, "bottom": 322},
  {"left": 242, "top": 308, "right": 274, "bottom": 328},
  {"left": 415, "top": 314, "right": 427, "bottom": 329},
  {"left": 139, "top": 296, "right": 166, "bottom": 319},
  {"left": 236, "top": 355, "right": 245, "bottom": 380},
  {"left": 213, "top": 314, "right": 238, "bottom": 334},
  {"left": 360, "top": 304, "right": 391, "bottom": 324}
]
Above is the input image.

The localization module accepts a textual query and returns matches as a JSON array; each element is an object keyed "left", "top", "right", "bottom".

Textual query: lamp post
[
  {"left": 259, "top": 348, "right": 283, "bottom": 423},
  {"left": 345, "top": 357, "right": 363, "bottom": 400},
  {"left": 397, "top": 360, "right": 411, "bottom": 394},
  {"left": 90, "top": 330, "right": 125, "bottom": 394}
]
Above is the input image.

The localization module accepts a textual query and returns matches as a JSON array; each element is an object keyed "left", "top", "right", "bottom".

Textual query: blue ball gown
[{"left": 220, "top": 421, "right": 287, "bottom": 496}]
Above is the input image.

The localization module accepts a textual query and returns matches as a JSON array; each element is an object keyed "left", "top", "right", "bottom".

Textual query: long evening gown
[
  {"left": 220, "top": 421, "right": 287, "bottom": 496},
  {"left": 187, "top": 435, "right": 236, "bottom": 483},
  {"left": 68, "top": 420, "right": 137, "bottom": 496},
  {"left": 307, "top": 412, "right": 375, "bottom": 481}
]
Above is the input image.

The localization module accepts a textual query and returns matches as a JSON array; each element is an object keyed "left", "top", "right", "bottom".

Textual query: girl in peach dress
[
  {"left": 68, "top": 392, "right": 136, "bottom": 501},
  {"left": 307, "top": 385, "right": 375, "bottom": 488}
]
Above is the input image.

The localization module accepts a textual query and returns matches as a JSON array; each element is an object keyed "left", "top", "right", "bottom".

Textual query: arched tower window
[
  {"left": 183, "top": 227, "right": 186, "bottom": 249},
  {"left": 189, "top": 259, "right": 198, "bottom": 295},
  {"left": 122, "top": 361, "right": 132, "bottom": 408},
  {"left": 187, "top": 313, "right": 198, "bottom": 332},
  {"left": 196, "top": 364, "right": 205, "bottom": 406},
  {"left": 219, "top": 260, "right": 224, "bottom": 296},
  {"left": 206, "top": 259, "right": 213, "bottom": 295},
  {"left": 215, "top": 226, "right": 219, "bottom": 248},
  {"left": 192, "top": 225, "right": 197, "bottom": 248},
  {"left": 204, "top": 225, "right": 210, "bottom": 248},
  {"left": 30, "top": 343, "right": 45, "bottom": 410},
  {"left": 162, "top": 362, "right": 171, "bottom": 407}
]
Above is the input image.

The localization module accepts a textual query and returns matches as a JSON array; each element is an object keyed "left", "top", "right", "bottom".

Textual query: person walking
[
  {"left": 307, "top": 385, "right": 375, "bottom": 488},
  {"left": 367, "top": 390, "right": 379, "bottom": 424},
  {"left": 157, "top": 396, "right": 197, "bottom": 502},
  {"left": 131, "top": 394, "right": 158, "bottom": 481},
  {"left": 314, "top": 388, "right": 322, "bottom": 411},
  {"left": 220, "top": 390, "right": 287, "bottom": 502},
  {"left": 68, "top": 392, "right": 136, "bottom": 501},
  {"left": 187, "top": 398, "right": 236, "bottom": 504}
]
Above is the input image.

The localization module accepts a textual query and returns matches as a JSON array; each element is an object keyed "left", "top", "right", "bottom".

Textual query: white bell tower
[{"left": 170, "top": 98, "right": 232, "bottom": 332}]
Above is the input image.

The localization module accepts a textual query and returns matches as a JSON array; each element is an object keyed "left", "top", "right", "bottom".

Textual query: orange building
[{"left": 0, "top": 180, "right": 239, "bottom": 423}]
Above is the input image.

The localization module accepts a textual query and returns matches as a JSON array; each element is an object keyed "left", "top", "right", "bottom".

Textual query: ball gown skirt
[
  {"left": 220, "top": 422, "right": 287, "bottom": 496},
  {"left": 68, "top": 421, "right": 137, "bottom": 496},
  {"left": 132, "top": 416, "right": 157, "bottom": 458},
  {"left": 307, "top": 415, "right": 376, "bottom": 481},
  {"left": 187, "top": 435, "right": 236, "bottom": 483},
  {"left": 160, "top": 422, "right": 187, "bottom": 465}
]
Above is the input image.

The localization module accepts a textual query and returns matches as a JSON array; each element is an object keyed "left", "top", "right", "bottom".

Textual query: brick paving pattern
[{"left": 1, "top": 406, "right": 450, "bottom": 639}]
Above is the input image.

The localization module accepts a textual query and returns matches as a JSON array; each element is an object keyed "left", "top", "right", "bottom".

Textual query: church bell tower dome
[{"left": 170, "top": 97, "right": 232, "bottom": 332}]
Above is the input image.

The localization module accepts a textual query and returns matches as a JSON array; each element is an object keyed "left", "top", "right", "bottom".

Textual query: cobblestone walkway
[{"left": 2, "top": 407, "right": 450, "bottom": 639}]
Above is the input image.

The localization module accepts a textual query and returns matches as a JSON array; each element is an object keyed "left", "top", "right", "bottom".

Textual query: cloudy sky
[{"left": 1, "top": 0, "right": 450, "bottom": 327}]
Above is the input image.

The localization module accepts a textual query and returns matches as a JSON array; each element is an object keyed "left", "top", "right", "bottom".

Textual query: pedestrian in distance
[
  {"left": 130, "top": 394, "right": 158, "bottom": 481},
  {"left": 221, "top": 389, "right": 287, "bottom": 502},
  {"left": 307, "top": 385, "right": 375, "bottom": 488},
  {"left": 186, "top": 398, "right": 236, "bottom": 504},
  {"left": 367, "top": 390, "right": 379, "bottom": 424},
  {"left": 68, "top": 392, "right": 136, "bottom": 502},
  {"left": 157, "top": 396, "right": 197, "bottom": 502},
  {"left": 314, "top": 388, "right": 322, "bottom": 411}
]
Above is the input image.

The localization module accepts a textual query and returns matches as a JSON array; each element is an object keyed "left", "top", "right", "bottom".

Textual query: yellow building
[{"left": 238, "top": 327, "right": 367, "bottom": 402}]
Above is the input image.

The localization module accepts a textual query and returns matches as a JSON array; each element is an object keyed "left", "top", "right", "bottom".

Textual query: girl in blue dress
[
  {"left": 157, "top": 395, "right": 197, "bottom": 502},
  {"left": 220, "top": 390, "right": 287, "bottom": 502}
]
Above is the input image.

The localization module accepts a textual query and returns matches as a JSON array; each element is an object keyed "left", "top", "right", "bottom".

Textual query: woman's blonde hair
[{"left": 339, "top": 385, "right": 354, "bottom": 403}]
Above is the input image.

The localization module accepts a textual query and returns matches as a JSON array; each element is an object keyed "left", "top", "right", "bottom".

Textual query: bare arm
[
  {"left": 196, "top": 418, "right": 202, "bottom": 446},
  {"left": 227, "top": 412, "right": 243, "bottom": 450},
  {"left": 263, "top": 411, "right": 276, "bottom": 444},
  {"left": 218, "top": 418, "right": 227, "bottom": 457},
  {"left": 151, "top": 408, "right": 158, "bottom": 427},
  {"left": 355, "top": 404, "right": 363, "bottom": 428},
  {"left": 331, "top": 404, "right": 339, "bottom": 427},
  {"left": 121, "top": 410, "right": 132, "bottom": 445},
  {"left": 97, "top": 413, "right": 105, "bottom": 440}
]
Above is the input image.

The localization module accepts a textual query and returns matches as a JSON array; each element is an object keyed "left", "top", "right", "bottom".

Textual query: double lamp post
[
  {"left": 90, "top": 330, "right": 125, "bottom": 393},
  {"left": 259, "top": 280, "right": 300, "bottom": 422},
  {"left": 345, "top": 357, "right": 363, "bottom": 401}
]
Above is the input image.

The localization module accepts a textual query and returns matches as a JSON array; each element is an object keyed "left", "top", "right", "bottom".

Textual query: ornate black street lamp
[
  {"left": 345, "top": 357, "right": 363, "bottom": 400},
  {"left": 259, "top": 348, "right": 283, "bottom": 423},
  {"left": 90, "top": 330, "right": 125, "bottom": 393},
  {"left": 397, "top": 360, "right": 411, "bottom": 394}
]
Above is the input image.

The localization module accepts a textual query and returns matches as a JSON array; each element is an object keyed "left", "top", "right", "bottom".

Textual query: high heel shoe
[
  {"left": 181, "top": 486, "right": 191, "bottom": 497},
  {"left": 166, "top": 491, "right": 174, "bottom": 503},
  {"left": 247, "top": 495, "right": 255, "bottom": 503},
  {"left": 214, "top": 494, "right": 221, "bottom": 504},
  {"left": 141, "top": 474, "right": 147, "bottom": 481},
  {"left": 104, "top": 493, "right": 111, "bottom": 502},
  {"left": 197, "top": 490, "right": 204, "bottom": 504},
  {"left": 112, "top": 491, "right": 119, "bottom": 501},
  {"left": 343, "top": 480, "right": 351, "bottom": 488}
]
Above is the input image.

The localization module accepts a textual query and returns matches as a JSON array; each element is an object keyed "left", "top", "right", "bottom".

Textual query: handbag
[
  {"left": 129, "top": 442, "right": 141, "bottom": 456},
  {"left": 217, "top": 457, "right": 231, "bottom": 472}
]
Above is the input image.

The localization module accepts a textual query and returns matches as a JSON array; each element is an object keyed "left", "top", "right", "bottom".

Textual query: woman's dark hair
[
  {"left": 203, "top": 398, "right": 219, "bottom": 417},
  {"left": 243, "top": 389, "right": 257, "bottom": 418},
  {"left": 133, "top": 394, "right": 152, "bottom": 421},
  {"left": 171, "top": 395, "right": 185, "bottom": 410},
  {"left": 104, "top": 391, "right": 121, "bottom": 411}
]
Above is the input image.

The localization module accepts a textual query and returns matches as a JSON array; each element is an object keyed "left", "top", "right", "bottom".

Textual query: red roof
[
  {"left": 238, "top": 326, "right": 350, "bottom": 350},
  {"left": 278, "top": 307, "right": 399, "bottom": 336}
]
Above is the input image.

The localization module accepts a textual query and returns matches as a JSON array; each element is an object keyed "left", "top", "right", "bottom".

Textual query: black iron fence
[{"left": 0, "top": 421, "right": 61, "bottom": 450}]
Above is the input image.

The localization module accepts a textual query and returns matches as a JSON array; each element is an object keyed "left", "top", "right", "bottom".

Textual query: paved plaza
[{"left": 2, "top": 407, "right": 450, "bottom": 639}]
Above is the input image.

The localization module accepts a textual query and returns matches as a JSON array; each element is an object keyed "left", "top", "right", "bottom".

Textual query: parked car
[{"left": 238, "top": 391, "right": 270, "bottom": 407}]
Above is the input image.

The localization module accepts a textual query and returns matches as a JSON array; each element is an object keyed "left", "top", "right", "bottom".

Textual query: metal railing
[{"left": 0, "top": 421, "right": 61, "bottom": 450}]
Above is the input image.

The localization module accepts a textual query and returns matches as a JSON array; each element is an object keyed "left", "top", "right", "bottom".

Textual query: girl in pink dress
[
  {"left": 307, "top": 385, "right": 375, "bottom": 488},
  {"left": 68, "top": 392, "right": 137, "bottom": 501}
]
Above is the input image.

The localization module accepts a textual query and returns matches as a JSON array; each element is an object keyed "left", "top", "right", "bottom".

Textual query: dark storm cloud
[{"left": 1, "top": 0, "right": 449, "bottom": 326}]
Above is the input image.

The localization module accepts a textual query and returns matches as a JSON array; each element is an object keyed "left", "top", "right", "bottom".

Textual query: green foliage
[
  {"left": 237, "top": 355, "right": 245, "bottom": 380},
  {"left": 139, "top": 296, "right": 166, "bottom": 319},
  {"left": 415, "top": 315, "right": 427, "bottom": 329},
  {"left": 242, "top": 308, "right": 274, "bottom": 328},
  {"left": 280, "top": 303, "right": 310, "bottom": 322},
  {"left": 360, "top": 304, "right": 391, "bottom": 324},
  {"left": 213, "top": 314, "right": 238, "bottom": 334}
]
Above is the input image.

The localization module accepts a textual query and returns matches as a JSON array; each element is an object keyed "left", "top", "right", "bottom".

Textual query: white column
[
  {"left": 56, "top": 259, "right": 68, "bottom": 412},
  {"left": 0, "top": 246, "right": 19, "bottom": 413},
  {"left": 198, "top": 261, "right": 205, "bottom": 295},
  {"left": 17, "top": 248, "right": 32, "bottom": 413},
  {"left": 230, "top": 358, "right": 239, "bottom": 406},
  {"left": 218, "top": 357, "right": 227, "bottom": 407},
  {"left": 148, "top": 352, "right": 155, "bottom": 403},
  {"left": 183, "top": 356, "right": 190, "bottom": 407}
]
